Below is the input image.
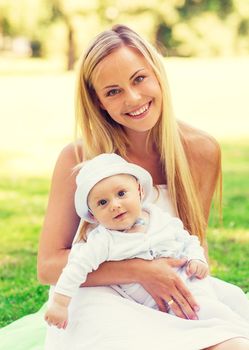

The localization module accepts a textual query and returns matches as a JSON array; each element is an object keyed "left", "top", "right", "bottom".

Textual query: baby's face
[{"left": 88, "top": 174, "right": 142, "bottom": 231}]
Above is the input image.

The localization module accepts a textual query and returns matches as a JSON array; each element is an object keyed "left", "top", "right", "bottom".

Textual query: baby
[{"left": 45, "top": 153, "right": 243, "bottom": 330}]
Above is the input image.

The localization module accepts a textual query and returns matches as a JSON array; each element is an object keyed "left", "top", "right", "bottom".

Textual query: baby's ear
[{"left": 88, "top": 210, "right": 98, "bottom": 223}]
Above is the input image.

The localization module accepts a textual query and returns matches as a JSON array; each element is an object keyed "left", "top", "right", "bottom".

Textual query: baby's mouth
[{"left": 114, "top": 212, "right": 127, "bottom": 220}]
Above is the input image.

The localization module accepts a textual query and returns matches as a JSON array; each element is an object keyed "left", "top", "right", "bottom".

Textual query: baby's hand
[
  {"left": 44, "top": 302, "right": 68, "bottom": 329},
  {"left": 185, "top": 259, "right": 209, "bottom": 279}
]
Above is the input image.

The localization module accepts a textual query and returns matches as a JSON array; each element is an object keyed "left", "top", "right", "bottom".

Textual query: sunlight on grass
[
  {"left": 0, "top": 56, "right": 65, "bottom": 76},
  {"left": 208, "top": 228, "right": 249, "bottom": 291}
]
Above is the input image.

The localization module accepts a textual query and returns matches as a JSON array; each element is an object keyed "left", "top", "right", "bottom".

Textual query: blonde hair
[{"left": 75, "top": 24, "right": 209, "bottom": 243}]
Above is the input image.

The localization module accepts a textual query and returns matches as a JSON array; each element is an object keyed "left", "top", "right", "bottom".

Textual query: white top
[
  {"left": 55, "top": 202, "right": 206, "bottom": 297},
  {"left": 148, "top": 185, "right": 176, "bottom": 215}
]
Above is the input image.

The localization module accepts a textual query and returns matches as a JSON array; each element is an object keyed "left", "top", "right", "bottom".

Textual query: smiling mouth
[{"left": 125, "top": 101, "right": 152, "bottom": 118}]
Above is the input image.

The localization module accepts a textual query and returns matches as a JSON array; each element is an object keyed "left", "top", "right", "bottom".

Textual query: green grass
[
  {"left": 0, "top": 177, "right": 50, "bottom": 327},
  {"left": 221, "top": 141, "right": 249, "bottom": 229},
  {"left": 0, "top": 140, "right": 248, "bottom": 328},
  {"left": 208, "top": 140, "right": 249, "bottom": 289}
]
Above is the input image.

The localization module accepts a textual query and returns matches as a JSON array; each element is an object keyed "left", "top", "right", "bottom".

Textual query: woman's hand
[{"left": 139, "top": 257, "right": 199, "bottom": 319}]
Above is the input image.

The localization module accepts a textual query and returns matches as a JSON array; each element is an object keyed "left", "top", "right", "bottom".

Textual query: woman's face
[{"left": 92, "top": 46, "right": 162, "bottom": 135}]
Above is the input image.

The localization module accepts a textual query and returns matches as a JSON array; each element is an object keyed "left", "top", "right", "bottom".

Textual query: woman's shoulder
[
  {"left": 50, "top": 142, "right": 84, "bottom": 187},
  {"left": 55, "top": 142, "right": 83, "bottom": 169},
  {"left": 177, "top": 121, "right": 221, "bottom": 195},
  {"left": 178, "top": 120, "right": 221, "bottom": 166}
]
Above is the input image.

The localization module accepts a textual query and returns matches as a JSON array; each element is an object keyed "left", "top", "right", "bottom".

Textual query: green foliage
[
  {"left": 0, "top": 0, "right": 50, "bottom": 38},
  {"left": 1, "top": 0, "right": 249, "bottom": 65},
  {"left": 178, "top": 0, "right": 234, "bottom": 19}
]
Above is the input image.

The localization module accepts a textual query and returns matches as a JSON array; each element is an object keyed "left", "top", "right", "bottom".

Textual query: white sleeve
[
  {"left": 174, "top": 223, "right": 207, "bottom": 263},
  {"left": 157, "top": 207, "right": 207, "bottom": 264},
  {"left": 54, "top": 229, "right": 110, "bottom": 297}
]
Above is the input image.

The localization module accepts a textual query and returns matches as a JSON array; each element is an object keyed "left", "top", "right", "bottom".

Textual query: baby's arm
[
  {"left": 185, "top": 259, "right": 209, "bottom": 279},
  {"left": 180, "top": 232, "right": 209, "bottom": 279},
  {"left": 162, "top": 211, "right": 209, "bottom": 279},
  {"left": 176, "top": 226, "right": 209, "bottom": 279},
  {"left": 183, "top": 234, "right": 209, "bottom": 279},
  {"left": 45, "top": 293, "right": 70, "bottom": 329},
  {"left": 44, "top": 229, "right": 110, "bottom": 329}
]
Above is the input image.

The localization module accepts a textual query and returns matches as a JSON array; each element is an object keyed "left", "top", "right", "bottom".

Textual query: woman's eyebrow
[
  {"left": 102, "top": 84, "right": 118, "bottom": 90},
  {"left": 102, "top": 68, "right": 145, "bottom": 90},
  {"left": 129, "top": 68, "right": 145, "bottom": 80}
]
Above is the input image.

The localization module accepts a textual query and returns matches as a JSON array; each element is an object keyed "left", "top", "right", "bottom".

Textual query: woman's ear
[
  {"left": 92, "top": 90, "right": 106, "bottom": 111},
  {"left": 95, "top": 94, "right": 106, "bottom": 110},
  {"left": 98, "top": 100, "right": 105, "bottom": 110}
]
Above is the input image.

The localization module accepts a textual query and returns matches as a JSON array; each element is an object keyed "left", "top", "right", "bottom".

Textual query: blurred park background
[{"left": 0, "top": 0, "right": 249, "bottom": 327}]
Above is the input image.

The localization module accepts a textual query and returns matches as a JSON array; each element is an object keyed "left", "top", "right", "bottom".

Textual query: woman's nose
[{"left": 124, "top": 88, "right": 141, "bottom": 106}]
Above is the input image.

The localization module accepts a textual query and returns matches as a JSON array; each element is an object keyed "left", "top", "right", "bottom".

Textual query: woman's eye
[
  {"left": 106, "top": 88, "right": 120, "bottom": 97},
  {"left": 118, "top": 190, "right": 126, "bottom": 197},
  {"left": 134, "top": 75, "right": 145, "bottom": 84},
  {"left": 98, "top": 199, "right": 107, "bottom": 206}
]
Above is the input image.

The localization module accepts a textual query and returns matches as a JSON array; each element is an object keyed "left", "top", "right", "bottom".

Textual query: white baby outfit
[
  {"left": 45, "top": 186, "right": 249, "bottom": 350},
  {"left": 55, "top": 203, "right": 207, "bottom": 304}
]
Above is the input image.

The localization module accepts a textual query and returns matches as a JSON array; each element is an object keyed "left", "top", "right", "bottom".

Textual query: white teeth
[{"left": 128, "top": 103, "right": 149, "bottom": 116}]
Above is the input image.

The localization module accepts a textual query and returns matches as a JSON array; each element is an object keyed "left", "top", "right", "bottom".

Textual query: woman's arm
[{"left": 37, "top": 144, "right": 80, "bottom": 284}]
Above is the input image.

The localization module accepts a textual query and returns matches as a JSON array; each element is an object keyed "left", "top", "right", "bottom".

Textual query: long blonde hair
[{"left": 75, "top": 24, "right": 211, "bottom": 243}]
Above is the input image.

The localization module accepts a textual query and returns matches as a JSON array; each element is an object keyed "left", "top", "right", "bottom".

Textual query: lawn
[
  {"left": 208, "top": 141, "right": 249, "bottom": 291},
  {"left": 0, "top": 176, "right": 50, "bottom": 327},
  {"left": 0, "top": 58, "right": 248, "bottom": 328}
]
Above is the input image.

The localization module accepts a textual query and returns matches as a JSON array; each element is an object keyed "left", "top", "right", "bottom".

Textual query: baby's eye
[
  {"left": 134, "top": 75, "right": 145, "bottom": 84},
  {"left": 118, "top": 190, "right": 126, "bottom": 197},
  {"left": 98, "top": 199, "right": 107, "bottom": 206},
  {"left": 106, "top": 88, "right": 120, "bottom": 97}
]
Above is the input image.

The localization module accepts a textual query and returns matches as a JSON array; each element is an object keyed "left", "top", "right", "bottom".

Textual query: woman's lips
[{"left": 125, "top": 101, "right": 152, "bottom": 119}]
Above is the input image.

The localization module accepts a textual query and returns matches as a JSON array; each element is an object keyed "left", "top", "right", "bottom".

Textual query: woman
[{"left": 37, "top": 25, "right": 249, "bottom": 349}]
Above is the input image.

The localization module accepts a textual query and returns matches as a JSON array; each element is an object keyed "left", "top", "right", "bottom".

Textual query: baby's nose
[{"left": 110, "top": 199, "right": 121, "bottom": 210}]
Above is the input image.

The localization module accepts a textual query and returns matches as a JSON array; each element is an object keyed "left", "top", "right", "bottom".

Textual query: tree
[{"left": 0, "top": 0, "right": 52, "bottom": 56}]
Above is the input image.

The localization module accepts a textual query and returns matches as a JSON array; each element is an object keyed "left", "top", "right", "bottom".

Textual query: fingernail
[{"left": 194, "top": 306, "right": 200, "bottom": 312}]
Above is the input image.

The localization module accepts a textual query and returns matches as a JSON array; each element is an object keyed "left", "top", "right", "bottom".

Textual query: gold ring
[{"left": 167, "top": 299, "right": 174, "bottom": 306}]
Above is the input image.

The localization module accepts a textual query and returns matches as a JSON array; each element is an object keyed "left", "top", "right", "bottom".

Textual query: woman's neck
[
  {"left": 125, "top": 130, "right": 155, "bottom": 158},
  {"left": 124, "top": 129, "right": 166, "bottom": 185}
]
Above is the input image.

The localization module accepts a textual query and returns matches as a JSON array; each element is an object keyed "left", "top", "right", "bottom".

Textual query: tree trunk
[{"left": 67, "top": 22, "right": 75, "bottom": 71}]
